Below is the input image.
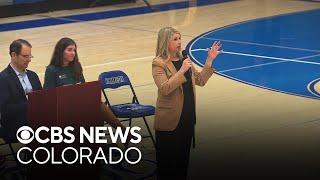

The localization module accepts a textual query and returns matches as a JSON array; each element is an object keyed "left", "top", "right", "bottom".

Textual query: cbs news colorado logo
[{"left": 16, "top": 126, "right": 142, "bottom": 165}]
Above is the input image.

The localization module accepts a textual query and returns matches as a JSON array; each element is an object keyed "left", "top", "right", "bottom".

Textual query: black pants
[{"left": 156, "top": 115, "right": 194, "bottom": 180}]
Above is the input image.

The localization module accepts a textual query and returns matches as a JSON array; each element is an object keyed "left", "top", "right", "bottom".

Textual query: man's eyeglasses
[{"left": 19, "top": 54, "right": 34, "bottom": 59}]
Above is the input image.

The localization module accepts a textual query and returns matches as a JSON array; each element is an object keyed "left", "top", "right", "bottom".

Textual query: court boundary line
[
  {"left": 38, "top": 55, "right": 154, "bottom": 76},
  {"left": 192, "top": 48, "right": 320, "bottom": 65},
  {"left": 83, "top": 55, "right": 154, "bottom": 69},
  {"left": 190, "top": 48, "right": 319, "bottom": 73},
  {"left": 219, "top": 61, "right": 286, "bottom": 73},
  {"left": 218, "top": 53, "right": 320, "bottom": 73},
  {"left": 198, "top": 37, "right": 320, "bottom": 53}
]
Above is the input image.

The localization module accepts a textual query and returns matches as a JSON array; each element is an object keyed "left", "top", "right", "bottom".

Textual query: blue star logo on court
[{"left": 186, "top": 9, "right": 320, "bottom": 100}]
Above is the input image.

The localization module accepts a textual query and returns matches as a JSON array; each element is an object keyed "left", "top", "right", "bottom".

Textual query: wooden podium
[
  {"left": 26, "top": 81, "right": 103, "bottom": 180},
  {"left": 27, "top": 81, "right": 103, "bottom": 128}
]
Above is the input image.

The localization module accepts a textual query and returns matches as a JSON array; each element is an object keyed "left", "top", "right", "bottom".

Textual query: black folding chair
[{"left": 0, "top": 127, "right": 25, "bottom": 180}]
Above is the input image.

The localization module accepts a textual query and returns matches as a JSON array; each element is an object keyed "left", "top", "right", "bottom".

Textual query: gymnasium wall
[{"left": 0, "top": 0, "right": 136, "bottom": 18}]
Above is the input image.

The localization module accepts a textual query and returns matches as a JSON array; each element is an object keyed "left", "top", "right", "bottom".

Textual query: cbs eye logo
[{"left": 16, "top": 126, "right": 34, "bottom": 144}]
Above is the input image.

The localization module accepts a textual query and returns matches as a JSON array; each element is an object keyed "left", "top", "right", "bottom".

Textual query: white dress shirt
[{"left": 10, "top": 64, "right": 33, "bottom": 94}]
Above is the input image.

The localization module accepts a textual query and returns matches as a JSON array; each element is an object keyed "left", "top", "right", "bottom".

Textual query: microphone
[
  {"left": 182, "top": 50, "right": 188, "bottom": 61},
  {"left": 182, "top": 50, "right": 192, "bottom": 77}
]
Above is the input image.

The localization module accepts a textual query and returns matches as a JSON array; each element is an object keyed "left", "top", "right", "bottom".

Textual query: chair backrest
[
  {"left": 99, "top": 70, "right": 139, "bottom": 106},
  {"left": 99, "top": 70, "right": 131, "bottom": 89}
]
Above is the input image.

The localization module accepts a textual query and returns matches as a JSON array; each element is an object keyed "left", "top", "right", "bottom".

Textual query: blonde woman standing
[{"left": 152, "top": 27, "right": 221, "bottom": 179}]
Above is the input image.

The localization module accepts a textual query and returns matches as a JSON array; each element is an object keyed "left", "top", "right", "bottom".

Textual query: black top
[{"left": 172, "top": 60, "right": 196, "bottom": 125}]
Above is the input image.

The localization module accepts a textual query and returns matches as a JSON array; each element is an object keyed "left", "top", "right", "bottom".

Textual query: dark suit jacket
[{"left": 0, "top": 65, "right": 42, "bottom": 142}]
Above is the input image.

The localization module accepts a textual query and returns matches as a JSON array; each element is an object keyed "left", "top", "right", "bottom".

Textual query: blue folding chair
[{"left": 99, "top": 70, "right": 156, "bottom": 148}]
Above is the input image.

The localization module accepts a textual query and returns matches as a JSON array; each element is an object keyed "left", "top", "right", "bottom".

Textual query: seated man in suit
[{"left": 0, "top": 39, "right": 42, "bottom": 142}]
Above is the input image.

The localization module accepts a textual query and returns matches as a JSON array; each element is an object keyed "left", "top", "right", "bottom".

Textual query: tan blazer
[{"left": 152, "top": 57, "right": 214, "bottom": 131}]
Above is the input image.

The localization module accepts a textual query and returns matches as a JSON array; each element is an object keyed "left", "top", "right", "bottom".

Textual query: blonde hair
[{"left": 156, "top": 27, "right": 182, "bottom": 60}]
